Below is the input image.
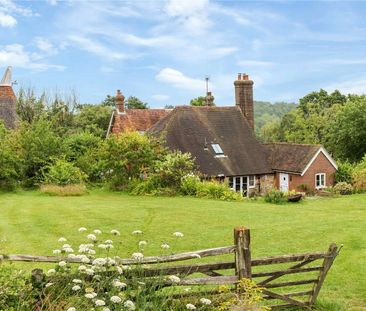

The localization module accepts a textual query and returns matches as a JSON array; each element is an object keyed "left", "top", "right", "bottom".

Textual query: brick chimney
[
  {"left": 205, "top": 91, "right": 215, "bottom": 106},
  {"left": 115, "top": 89, "right": 125, "bottom": 114},
  {"left": 234, "top": 73, "right": 254, "bottom": 130}
]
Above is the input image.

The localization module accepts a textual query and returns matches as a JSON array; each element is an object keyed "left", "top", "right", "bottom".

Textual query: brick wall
[{"left": 275, "top": 152, "right": 336, "bottom": 191}]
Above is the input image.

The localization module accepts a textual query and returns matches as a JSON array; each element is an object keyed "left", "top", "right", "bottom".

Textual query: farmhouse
[
  {"left": 109, "top": 74, "right": 337, "bottom": 195},
  {"left": 0, "top": 67, "right": 18, "bottom": 129}
]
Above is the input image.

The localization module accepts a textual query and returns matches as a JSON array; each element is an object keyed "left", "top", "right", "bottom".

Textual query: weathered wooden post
[
  {"left": 234, "top": 227, "right": 252, "bottom": 280},
  {"left": 309, "top": 243, "right": 339, "bottom": 305}
]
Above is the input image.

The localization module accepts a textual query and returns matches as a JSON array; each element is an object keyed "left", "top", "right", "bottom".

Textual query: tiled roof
[
  {"left": 148, "top": 106, "right": 273, "bottom": 177},
  {"left": 0, "top": 85, "right": 17, "bottom": 128},
  {"left": 263, "top": 143, "right": 321, "bottom": 174},
  {"left": 111, "top": 109, "right": 171, "bottom": 133}
]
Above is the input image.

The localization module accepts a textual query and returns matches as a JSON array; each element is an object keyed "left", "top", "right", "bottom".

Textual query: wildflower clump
[{"left": 39, "top": 226, "right": 194, "bottom": 310}]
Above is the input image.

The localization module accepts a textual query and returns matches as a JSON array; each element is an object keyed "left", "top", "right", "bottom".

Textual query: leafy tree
[
  {"left": 64, "top": 132, "right": 103, "bottom": 182},
  {"left": 0, "top": 124, "right": 23, "bottom": 190},
  {"left": 16, "top": 87, "right": 46, "bottom": 123},
  {"left": 126, "top": 96, "right": 148, "bottom": 109},
  {"left": 101, "top": 95, "right": 148, "bottom": 109},
  {"left": 254, "top": 101, "right": 296, "bottom": 140},
  {"left": 12, "top": 118, "right": 64, "bottom": 187},
  {"left": 101, "top": 95, "right": 116, "bottom": 107},
  {"left": 100, "top": 132, "right": 165, "bottom": 189},
  {"left": 329, "top": 96, "right": 366, "bottom": 162},
  {"left": 73, "top": 104, "right": 112, "bottom": 137},
  {"left": 190, "top": 96, "right": 214, "bottom": 106}
]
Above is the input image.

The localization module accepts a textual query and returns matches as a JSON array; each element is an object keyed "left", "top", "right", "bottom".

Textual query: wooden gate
[{"left": 1, "top": 227, "right": 340, "bottom": 310}]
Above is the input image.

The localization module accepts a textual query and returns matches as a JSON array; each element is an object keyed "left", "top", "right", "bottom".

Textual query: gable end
[{"left": 301, "top": 147, "right": 338, "bottom": 176}]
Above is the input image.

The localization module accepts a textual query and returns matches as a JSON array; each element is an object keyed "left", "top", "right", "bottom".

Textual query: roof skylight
[{"left": 212, "top": 143, "right": 224, "bottom": 154}]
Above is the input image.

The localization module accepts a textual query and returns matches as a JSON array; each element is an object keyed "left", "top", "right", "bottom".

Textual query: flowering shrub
[
  {"left": 195, "top": 180, "right": 243, "bottom": 201},
  {"left": 43, "top": 159, "right": 87, "bottom": 186},
  {"left": 36, "top": 227, "right": 215, "bottom": 311},
  {"left": 180, "top": 174, "right": 201, "bottom": 196},
  {"left": 352, "top": 168, "right": 366, "bottom": 192},
  {"left": 264, "top": 189, "right": 286, "bottom": 204},
  {"left": 333, "top": 182, "right": 354, "bottom": 195},
  {"left": 152, "top": 151, "right": 195, "bottom": 188}
]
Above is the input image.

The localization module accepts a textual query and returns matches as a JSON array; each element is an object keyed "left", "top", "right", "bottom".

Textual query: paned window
[{"left": 315, "top": 173, "right": 326, "bottom": 189}]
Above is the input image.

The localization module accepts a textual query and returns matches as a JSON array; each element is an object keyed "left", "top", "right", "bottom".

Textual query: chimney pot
[
  {"left": 237, "top": 73, "right": 242, "bottom": 81},
  {"left": 243, "top": 73, "right": 249, "bottom": 81}
]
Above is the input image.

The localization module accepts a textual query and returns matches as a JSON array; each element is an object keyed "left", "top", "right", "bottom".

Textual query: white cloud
[
  {"left": 34, "top": 37, "right": 57, "bottom": 55},
  {"left": 0, "top": 0, "right": 36, "bottom": 17},
  {"left": 325, "top": 78, "right": 366, "bottom": 95},
  {"left": 0, "top": 11, "right": 16, "bottom": 27},
  {"left": 237, "top": 60, "right": 274, "bottom": 67},
  {"left": 164, "top": 0, "right": 212, "bottom": 35},
  {"left": 152, "top": 94, "right": 169, "bottom": 101},
  {"left": 47, "top": 0, "right": 58, "bottom": 6},
  {"left": 0, "top": 43, "right": 64, "bottom": 71},
  {"left": 68, "top": 35, "right": 131, "bottom": 61},
  {"left": 156, "top": 68, "right": 205, "bottom": 91}
]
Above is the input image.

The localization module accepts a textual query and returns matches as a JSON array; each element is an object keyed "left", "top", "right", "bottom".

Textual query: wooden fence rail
[{"left": 0, "top": 227, "right": 340, "bottom": 310}]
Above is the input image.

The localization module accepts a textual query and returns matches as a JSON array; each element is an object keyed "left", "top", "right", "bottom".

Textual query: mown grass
[{"left": 0, "top": 190, "right": 365, "bottom": 310}]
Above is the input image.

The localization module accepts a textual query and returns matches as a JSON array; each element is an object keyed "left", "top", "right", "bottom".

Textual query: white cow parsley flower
[
  {"left": 105, "top": 239, "right": 113, "bottom": 244},
  {"left": 93, "top": 229, "right": 102, "bottom": 235},
  {"left": 95, "top": 299, "right": 105, "bottom": 306},
  {"left": 132, "top": 230, "right": 143, "bottom": 235},
  {"left": 72, "top": 279, "right": 82, "bottom": 283},
  {"left": 92, "top": 258, "right": 107, "bottom": 266},
  {"left": 58, "top": 237, "right": 67, "bottom": 242},
  {"left": 199, "top": 298, "right": 212, "bottom": 305},
  {"left": 52, "top": 249, "right": 61, "bottom": 254},
  {"left": 124, "top": 300, "right": 136, "bottom": 310},
  {"left": 98, "top": 244, "right": 108, "bottom": 249},
  {"left": 66, "top": 307, "right": 76, "bottom": 311},
  {"left": 110, "top": 295, "right": 122, "bottom": 303},
  {"left": 58, "top": 261, "right": 67, "bottom": 267},
  {"left": 87, "top": 234, "right": 97, "bottom": 241},
  {"left": 113, "top": 280, "right": 127, "bottom": 289},
  {"left": 132, "top": 252, "right": 144, "bottom": 261},
  {"left": 85, "top": 293, "right": 95, "bottom": 299},
  {"left": 111, "top": 229, "right": 120, "bottom": 236},
  {"left": 72, "top": 285, "right": 81, "bottom": 291},
  {"left": 139, "top": 240, "right": 147, "bottom": 248},
  {"left": 78, "top": 227, "right": 87, "bottom": 232},
  {"left": 168, "top": 275, "right": 181, "bottom": 283},
  {"left": 161, "top": 243, "right": 170, "bottom": 249},
  {"left": 173, "top": 232, "right": 184, "bottom": 238},
  {"left": 186, "top": 303, "right": 196, "bottom": 310},
  {"left": 47, "top": 269, "right": 56, "bottom": 274}
]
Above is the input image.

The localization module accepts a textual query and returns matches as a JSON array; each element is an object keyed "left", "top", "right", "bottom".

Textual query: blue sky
[{"left": 1, "top": 0, "right": 366, "bottom": 107}]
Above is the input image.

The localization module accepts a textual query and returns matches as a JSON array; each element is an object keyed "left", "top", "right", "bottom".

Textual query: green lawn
[{"left": 0, "top": 191, "right": 365, "bottom": 310}]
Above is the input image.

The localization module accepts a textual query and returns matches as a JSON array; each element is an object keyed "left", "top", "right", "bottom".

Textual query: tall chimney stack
[
  {"left": 115, "top": 89, "right": 125, "bottom": 114},
  {"left": 234, "top": 73, "right": 254, "bottom": 130}
]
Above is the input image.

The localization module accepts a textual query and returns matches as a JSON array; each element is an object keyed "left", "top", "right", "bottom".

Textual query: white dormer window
[{"left": 211, "top": 144, "right": 224, "bottom": 154}]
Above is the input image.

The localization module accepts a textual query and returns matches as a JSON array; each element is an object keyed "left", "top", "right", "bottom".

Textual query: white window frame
[
  {"left": 248, "top": 175, "right": 255, "bottom": 188},
  {"left": 315, "top": 173, "right": 326, "bottom": 189}
]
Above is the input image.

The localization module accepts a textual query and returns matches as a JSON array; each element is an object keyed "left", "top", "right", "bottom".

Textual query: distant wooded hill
[{"left": 254, "top": 101, "right": 297, "bottom": 139}]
